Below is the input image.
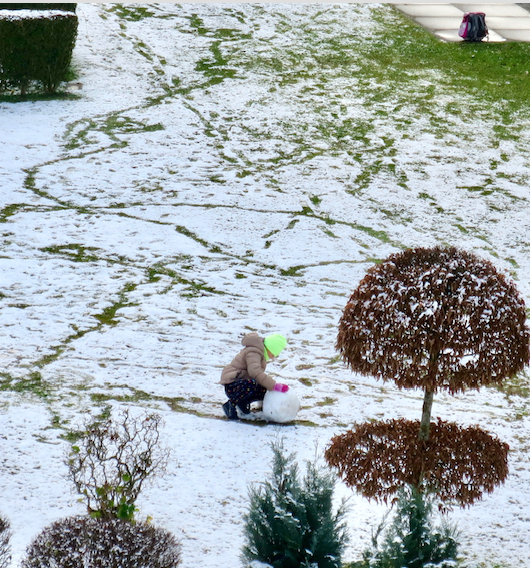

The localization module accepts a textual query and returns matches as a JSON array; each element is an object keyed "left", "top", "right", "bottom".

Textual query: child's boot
[
  {"left": 222, "top": 401, "right": 239, "bottom": 420},
  {"left": 237, "top": 402, "right": 251, "bottom": 415}
]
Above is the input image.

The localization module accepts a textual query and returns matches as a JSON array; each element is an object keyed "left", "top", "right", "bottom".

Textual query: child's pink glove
[{"left": 274, "top": 383, "right": 289, "bottom": 393}]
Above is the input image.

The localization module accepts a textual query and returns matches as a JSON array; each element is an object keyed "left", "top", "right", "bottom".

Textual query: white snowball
[{"left": 262, "top": 389, "right": 300, "bottom": 423}]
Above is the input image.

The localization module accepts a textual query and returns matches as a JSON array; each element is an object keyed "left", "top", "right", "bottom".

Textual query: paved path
[{"left": 394, "top": 3, "right": 530, "bottom": 42}]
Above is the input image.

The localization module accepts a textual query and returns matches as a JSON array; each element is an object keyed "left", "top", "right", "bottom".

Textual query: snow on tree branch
[{"left": 336, "top": 246, "right": 530, "bottom": 393}]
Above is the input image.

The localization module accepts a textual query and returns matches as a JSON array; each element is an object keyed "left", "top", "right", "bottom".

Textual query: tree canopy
[
  {"left": 325, "top": 418, "right": 509, "bottom": 507},
  {"left": 336, "top": 246, "right": 529, "bottom": 394}
]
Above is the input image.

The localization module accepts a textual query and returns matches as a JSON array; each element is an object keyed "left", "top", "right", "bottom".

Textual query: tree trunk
[
  {"left": 419, "top": 389, "right": 434, "bottom": 441},
  {"left": 420, "top": 346, "right": 440, "bottom": 442}
]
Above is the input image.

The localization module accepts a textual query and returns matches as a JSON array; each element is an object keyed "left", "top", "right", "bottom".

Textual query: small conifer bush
[
  {"left": 21, "top": 516, "right": 181, "bottom": 568},
  {"left": 242, "top": 438, "right": 349, "bottom": 568},
  {"left": 0, "top": 514, "right": 11, "bottom": 568},
  {"left": 361, "top": 484, "right": 459, "bottom": 568}
]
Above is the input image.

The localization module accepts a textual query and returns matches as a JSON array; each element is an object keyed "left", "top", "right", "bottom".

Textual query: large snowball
[{"left": 262, "top": 389, "right": 300, "bottom": 423}]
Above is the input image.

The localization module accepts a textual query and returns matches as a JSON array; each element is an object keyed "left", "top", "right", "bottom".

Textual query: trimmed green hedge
[
  {"left": 0, "top": 9, "right": 78, "bottom": 94},
  {"left": 0, "top": 4, "right": 76, "bottom": 12}
]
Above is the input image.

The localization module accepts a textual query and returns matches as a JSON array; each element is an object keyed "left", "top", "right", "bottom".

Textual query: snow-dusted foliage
[
  {"left": 361, "top": 484, "right": 459, "bottom": 568},
  {"left": 0, "top": 514, "right": 11, "bottom": 568},
  {"left": 65, "top": 409, "right": 170, "bottom": 521},
  {"left": 337, "top": 246, "right": 530, "bottom": 394},
  {"left": 329, "top": 247, "right": 521, "bottom": 508},
  {"left": 20, "top": 516, "right": 181, "bottom": 568},
  {"left": 242, "top": 439, "right": 349, "bottom": 568},
  {"left": 325, "top": 419, "right": 509, "bottom": 507}
]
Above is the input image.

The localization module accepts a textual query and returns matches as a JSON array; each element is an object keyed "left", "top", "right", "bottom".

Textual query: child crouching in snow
[{"left": 219, "top": 332, "right": 289, "bottom": 420}]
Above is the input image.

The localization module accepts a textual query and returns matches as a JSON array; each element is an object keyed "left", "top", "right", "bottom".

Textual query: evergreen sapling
[
  {"left": 0, "top": 514, "right": 11, "bottom": 568},
  {"left": 242, "top": 439, "right": 348, "bottom": 568},
  {"left": 362, "top": 484, "right": 459, "bottom": 568}
]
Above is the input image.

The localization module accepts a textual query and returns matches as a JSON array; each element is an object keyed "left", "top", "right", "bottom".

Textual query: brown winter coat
[{"left": 219, "top": 333, "right": 276, "bottom": 391}]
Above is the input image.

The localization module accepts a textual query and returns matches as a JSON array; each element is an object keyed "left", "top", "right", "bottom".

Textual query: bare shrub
[
  {"left": 21, "top": 516, "right": 181, "bottom": 568},
  {"left": 65, "top": 409, "right": 170, "bottom": 520}
]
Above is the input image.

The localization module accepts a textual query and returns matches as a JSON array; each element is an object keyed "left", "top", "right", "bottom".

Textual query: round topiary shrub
[
  {"left": 21, "top": 516, "right": 182, "bottom": 568},
  {"left": 337, "top": 246, "right": 529, "bottom": 395}
]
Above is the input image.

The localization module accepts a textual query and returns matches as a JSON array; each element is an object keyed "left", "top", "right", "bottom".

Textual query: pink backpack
[{"left": 459, "top": 12, "right": 488, "bottom": 42}]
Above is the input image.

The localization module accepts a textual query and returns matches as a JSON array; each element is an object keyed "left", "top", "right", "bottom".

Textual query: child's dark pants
[{"left": 225, "top": 378, "right": 267, "bottom": 412}]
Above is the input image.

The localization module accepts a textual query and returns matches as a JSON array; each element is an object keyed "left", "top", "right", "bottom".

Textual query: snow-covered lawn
[{"left": 1, "top": 3, "right": 530, "bottom": 567}]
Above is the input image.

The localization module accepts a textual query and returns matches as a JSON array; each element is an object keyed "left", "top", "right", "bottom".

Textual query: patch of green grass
[
  {"left": 40, "top": 244, "right": 102, "bottom": 263},
  {"left": 236, "top": 169, "right": 253, "bottom": 178},
  {"left": 454, "top": 223, "right": 469, "bottom": 234},
  {"left": 497, "top": 374, "right": 530, "bottom": 399},
  {"left": 93, "top": 282, "right": 138, "bottom": 326},
  {"left": 292, "top": 419, "right": 318, "bottom": 427},
  {"left": 280, "top": 266, "right": 305, "bottom": 277},
  {"left": 320, "top": 227, "right": 338, "bottom": 238},
  {"left": 90, "top": 389, "right": 153, "bottom": 404},
  {"left": 88, "top": 387, "right": 213, "bottom": 419},
  {"left": 166, "top": 398, "right": 210, "bottom": 418},
  {"left": 104, "top": 115, "right": 165, "bottom": 135},
  {"left": 195, "top": 41, "right": 240, "bottom": 84},
  {"left": 147, "top": 262, "right": 227, "bottom": 297},
  {"left": 60, "top": 429, "right": 85, "bottom": 443},
  {"left": 0, "top": 372, "right": 51, "bottom": 399},
  {"left": 0, "top": 204, "right": 24, "bottom": 222},
  {"left": 106, "top": 4, "right": 156, "bottom": 21},
  {"left": 367, "top": 6, "right": 530, "bottom": 112},
  {"left": 62, "top": 114, "right": 164, "bottom": 152},
  {"left": 352, "top": 223, "right": 392, "bottom": 243},
  {"left": 34, "top": 348, "right": 67, "bottom": 369},
  {"left": 208, "top": 174, "right": 226, "bottom": 184},
  {"left": 175, "top": 225, "right": 210, "bottom": 249},
  {"left": 316, "top": 397, "right": 336, "bottom": 407}
]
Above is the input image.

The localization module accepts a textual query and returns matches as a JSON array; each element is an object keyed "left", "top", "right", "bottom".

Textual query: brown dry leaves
[
  {"left": 324, "top": 418, "right": 509, "bottom": 507},
  {"left": 337, "top": 246, "right": 529, "bottom": 393}
]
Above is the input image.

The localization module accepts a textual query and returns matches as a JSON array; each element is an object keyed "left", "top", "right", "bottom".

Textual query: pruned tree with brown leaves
[
  {"left": 326, "top": 246, "right": 529, "bottom": 506},
  {"left": 325, "top": 418, "right": 509, "bottom": 507}
]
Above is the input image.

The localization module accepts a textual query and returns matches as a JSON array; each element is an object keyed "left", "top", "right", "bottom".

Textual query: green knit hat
[{"left": 264, "top": 334, "right": 287, "bottom": 357}]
